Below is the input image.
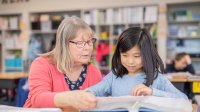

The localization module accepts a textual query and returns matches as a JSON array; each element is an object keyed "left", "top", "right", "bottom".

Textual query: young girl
[{"left": 87, "top": 27, "right": 187, "bottom": 99}]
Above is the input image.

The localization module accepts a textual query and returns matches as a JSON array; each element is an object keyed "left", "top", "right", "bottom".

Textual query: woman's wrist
[{"left": 54, "top": 91, "right": 72, "bottom": 108}]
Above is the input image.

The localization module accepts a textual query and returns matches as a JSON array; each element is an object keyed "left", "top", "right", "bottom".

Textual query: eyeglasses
[{"left": 69, "top": 38, "right": 96, "bottom": 48}]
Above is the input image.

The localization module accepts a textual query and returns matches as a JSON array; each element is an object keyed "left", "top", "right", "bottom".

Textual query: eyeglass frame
[{"left": 69, "top": 38, "right": 97, "bottom": 48}]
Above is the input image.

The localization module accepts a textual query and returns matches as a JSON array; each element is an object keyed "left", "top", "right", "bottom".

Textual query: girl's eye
[
  {"left": 122, "top": 55, "right": 127, "bottom": 57},
  {"left": 134, "top": 55, "right": 140, "bottom": 58}
]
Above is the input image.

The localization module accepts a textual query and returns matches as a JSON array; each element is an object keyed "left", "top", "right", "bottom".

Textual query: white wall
[{"left": 0, "top": 0, "right": 199, "bottom": 14}]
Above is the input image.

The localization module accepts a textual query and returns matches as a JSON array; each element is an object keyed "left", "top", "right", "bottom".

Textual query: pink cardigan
[{"left": 24, "top": 57, "right": 102, "bottom": 108}]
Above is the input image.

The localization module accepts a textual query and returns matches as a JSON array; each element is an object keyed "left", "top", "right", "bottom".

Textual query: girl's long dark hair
[{"left": 111, "top": 27, "right": 164, "bottom": 86}]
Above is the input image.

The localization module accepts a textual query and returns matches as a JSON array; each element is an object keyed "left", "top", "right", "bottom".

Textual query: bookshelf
[
  {"left": 29, "top": 11, "right": 81, "bottom": 53},
  {"left": 167, "top": 2, "right": 200, "bottom": 74},
  {"left": 0, "top": 14, "right": 24, "bottom": 72},
  {"left": 83, "top": 5, "right": 158, "bottom": 75}
]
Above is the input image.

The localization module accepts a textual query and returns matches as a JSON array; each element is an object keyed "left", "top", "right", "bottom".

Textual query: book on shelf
[
  {"left": 84, "top": 12, "right": 92, "bottom": 25},
  {"left": 113, "top": 8, "right": 123, "bottom": 24},
  {"left": 0, "top": 17, "right": 8, "bottom": 29},
  {"left": 144, "top": 6, "right": 158, "bottom": 23},
  {"left": 91, "top": 10, "right": 99, "bottom": 25},
  {"left": 40, "top": 14, "right": 52, "bottom": 32},
  {"left": 131, "top": 7, "right": 144, "bottom": 24},
  {"left": 83, "top": 96, "right": 192, "bottom": 112},
  {"left": 105, "top": 8, "right": 113, "bottom": 25},
  {"left": 9, "top": 16, "right": 19, "bottom": 29}
]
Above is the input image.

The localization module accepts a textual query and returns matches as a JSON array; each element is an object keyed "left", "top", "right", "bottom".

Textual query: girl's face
[
  {"left": 120, "top": 45, "right": 143, "bottom": 75},
  {"left": 69, "top": 29, "right": 94, "bottom": 66}
]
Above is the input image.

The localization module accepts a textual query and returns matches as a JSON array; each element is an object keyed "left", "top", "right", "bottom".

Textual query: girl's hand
[
  {"left": 55, "top": 90, "right": 97, "bottom": 110},
  {"left": 131, "top": 84, "right": 153, "bottom": 96}
]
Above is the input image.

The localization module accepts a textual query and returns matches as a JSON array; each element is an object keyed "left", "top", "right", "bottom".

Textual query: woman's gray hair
[{"left": 40, "top": 16, "right": 93, "bottom": 74}]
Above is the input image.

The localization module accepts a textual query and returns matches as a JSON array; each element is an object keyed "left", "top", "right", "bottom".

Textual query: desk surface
[
  {"left": 0, "top": 72, "right": 28, "bottom": 79},
  {"left": 168, "top": 75, "right": 200, "bottom": 82},
  {"left": 169, "top": 78, "right": 188, "bottom": 82},
  {"left": 168, "top": 75, "right": 200, "bottom": 93}
]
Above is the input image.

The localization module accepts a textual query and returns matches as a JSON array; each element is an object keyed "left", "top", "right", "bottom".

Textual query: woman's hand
[
  {"left": 69, "top": 90, "right": 97, "bottom": 110},
  {"left": 131, "top": 84, "right": 152, "bottom": 96},
  {"left": 54, "top": 90, "right": 97, "bottom": 111},
  {"left": 61, "top": 106, "right": 79, "bottom": 112}
]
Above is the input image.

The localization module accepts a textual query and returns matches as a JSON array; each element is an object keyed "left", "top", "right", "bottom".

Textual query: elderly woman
[{"left": 24, "top": 16, "right": 102, "bottom": 111}]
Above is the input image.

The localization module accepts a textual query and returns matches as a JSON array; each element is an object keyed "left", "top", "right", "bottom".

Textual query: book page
[
  {"left": 96, "top": 96, "right": 145, "bottom": 110},
  {"left": 139, "top": 96, "right": 192, "bottom": 112},
  {"left": 0, "top": 105, "right": 62, "bottom": 112},
  {"left": 94, "top": 96, "right": 192, "bottom": 112}
]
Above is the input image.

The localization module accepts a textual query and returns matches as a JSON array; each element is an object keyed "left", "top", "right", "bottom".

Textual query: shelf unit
[
  {"left": 167, "top": 2, "right": 200, "bottom": 74},
  {"left": 1, "top": 2, "right": 199, "bottom": 75},
  {"left": 83, "top": 5, "right": 158, "bottom": 75},
  {"left": 29, "top": 11, "right": 81, "bottom": 53},
  {"left": 0, "top": 14, "right": 24, "bottom": 72}
]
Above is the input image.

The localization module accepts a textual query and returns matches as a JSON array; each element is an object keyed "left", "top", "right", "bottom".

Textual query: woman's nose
[{"left": 83, "top": 42, "right": 91, "bottom": 50}]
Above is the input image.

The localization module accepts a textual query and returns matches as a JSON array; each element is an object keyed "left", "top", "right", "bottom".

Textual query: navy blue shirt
[
  {"left": 165, "top": 62, "right": 195, "bottom": 74},
  {"left": 64, "top": 65, "right": 87, "bottom": 90}
]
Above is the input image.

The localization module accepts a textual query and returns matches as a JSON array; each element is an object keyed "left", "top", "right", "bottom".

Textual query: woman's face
[
  {"left": 69, "top": 29, "right": 94, "bottom": 65},
  {"left": 120, "top": 45, "right": 143, "bottom": 75}
]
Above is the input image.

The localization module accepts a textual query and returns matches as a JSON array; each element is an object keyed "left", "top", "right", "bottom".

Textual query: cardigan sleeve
[
  {"left": 87, "top": 64, "right": 102, "bottom": 87},
  {"left": 27, "top": 57, "right": 57, "bottom": 107}
]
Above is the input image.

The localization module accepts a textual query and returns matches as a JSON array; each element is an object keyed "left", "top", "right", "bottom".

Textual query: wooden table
[
  {"left": 167, "top": 75, "right": 200, "bottom": 105},
  {"left": 169, "top": 76, "right": 200, "bottom": 91},
  {"left": 0, "top": 72, "right": 28, "bottom": 89},
  {"left": 169, "top": 78, "right": 188, "bottom": 82},
  {"left": 169, "top": 78, "right": 200, "bottom": 82},
  {"left": 0, "top": 72, "right": 28, "bottom": 79},
  {"left": 0, "top": 72, "right": 28, "bottom": 105}
]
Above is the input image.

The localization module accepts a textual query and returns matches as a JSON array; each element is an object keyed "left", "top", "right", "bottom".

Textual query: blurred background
[{"left": 0, "top": 0, "right": 200, "bottom": 110}]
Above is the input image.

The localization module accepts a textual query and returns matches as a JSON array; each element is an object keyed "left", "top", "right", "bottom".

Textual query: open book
[
  {"left": 0, "top": 105, "right": 62, "bottom": 112},
  {"left": 86, "top": 96, "right": 192, "bottom": 112}
]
